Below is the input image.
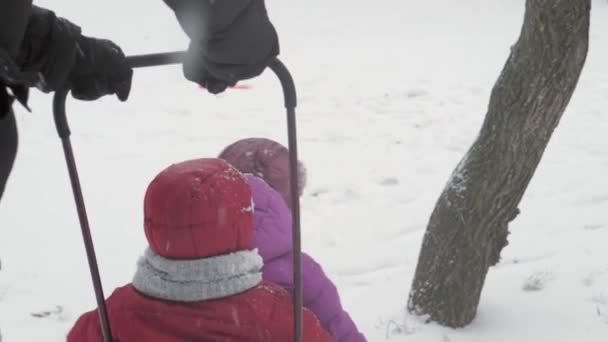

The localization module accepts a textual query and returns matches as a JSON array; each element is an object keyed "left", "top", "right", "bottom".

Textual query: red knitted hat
[{"left": 143, "top": 158, "right": 253, "bottom": 259}]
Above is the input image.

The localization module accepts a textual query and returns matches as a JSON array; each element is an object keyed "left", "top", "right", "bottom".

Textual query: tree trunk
[{"left": 407, "top": 0, "right": 590, "bottom": 328}]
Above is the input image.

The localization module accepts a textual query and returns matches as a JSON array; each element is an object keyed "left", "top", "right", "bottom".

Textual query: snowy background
[{"left": 1, "top": 0, "right": 608, "bottom": 341}]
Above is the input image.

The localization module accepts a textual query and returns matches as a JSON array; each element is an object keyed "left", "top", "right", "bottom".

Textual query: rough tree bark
[{"left": 407, "top": 0, "right": 590, "bottom": 328}]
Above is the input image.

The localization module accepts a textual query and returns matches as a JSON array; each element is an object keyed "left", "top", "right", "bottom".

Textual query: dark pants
[{"left": 0, "top": 109, "right": 18, "bottom": 201}]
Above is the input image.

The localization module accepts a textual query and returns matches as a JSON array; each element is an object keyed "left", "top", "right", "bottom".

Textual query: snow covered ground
[{"left": 1, "top": 0, "right": 608, "bottom": 341}]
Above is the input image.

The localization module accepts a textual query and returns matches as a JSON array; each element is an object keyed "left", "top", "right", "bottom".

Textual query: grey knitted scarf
[{"left": 132, "top": 248, "right": 263, "bottom": 302}]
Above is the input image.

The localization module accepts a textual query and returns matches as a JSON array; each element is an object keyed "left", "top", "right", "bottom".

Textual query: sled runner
[{"left": 52, "top": 52, "right": 303, "bottom": 342}]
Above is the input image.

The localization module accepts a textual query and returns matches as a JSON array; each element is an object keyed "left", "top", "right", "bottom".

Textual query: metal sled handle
[{"left": 53, "top": 53, "right": 302, "bottom": 342}]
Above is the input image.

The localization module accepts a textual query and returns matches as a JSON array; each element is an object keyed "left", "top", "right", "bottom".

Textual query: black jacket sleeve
[
  {"left": 17, "top": 6, "right": 81, "bottom": 92},
  {"left": 1, "top": 5, "right": 80, "bottom": 115},
  {"left": 163, "top": 0, "right": 251, "bottom": 40},
  {"left": 164, "top": 0, "right": 279, "bottom": 82},
  {"left": 0, "top": 1, "right": 33, "bottom": 116},
  {"left": 0, "top": 0, "right": 33, "bottom": 58}
]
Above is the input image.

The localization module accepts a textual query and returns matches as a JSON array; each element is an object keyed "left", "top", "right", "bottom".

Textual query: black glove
[
  {"left": 69, "top": 36, "right": 132, "bottom": 101},
  {"left": 165, "top": 0, "right": 279, "bottom": 94},
  {"left": 182, "top": 41, "right": 235, "bottom": 94},
  {"left": 18, "top": 6, "right": 132, "bottom": 101}
]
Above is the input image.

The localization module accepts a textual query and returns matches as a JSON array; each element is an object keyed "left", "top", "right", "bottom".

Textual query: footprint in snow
[
  {"left": 583, "top": 224, "right": 605, "bottom": 231},
  {"left": 31, "top": 305, "right": 68, "bottom": 322},
  {"left": 308, "top": 187, "right": 358, "bottom": 203},
  {"left": 309, "top": 187, "right": 330, "bottom": 198},
  {"left": 522, "top": 271, "right": 555, "bottom": 292},
  {"left": 582, "top": 268, "right": 608, "bottom": 287},
  {"left": 405, "top": 88, "right": 429, "bottom": 99},
  {"left": 591, "top": 291, "right": 608, "bottom": 324},
  {"left": 379, "top": 177, "right": 400, "bottom": 186},
  {"left": 377, "top": 315, "right": 422, "bottom": 338}
]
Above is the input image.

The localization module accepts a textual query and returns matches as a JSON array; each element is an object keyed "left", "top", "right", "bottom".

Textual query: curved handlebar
[{"left": 52, "top": 53, "right": 302, "bottom": 342}]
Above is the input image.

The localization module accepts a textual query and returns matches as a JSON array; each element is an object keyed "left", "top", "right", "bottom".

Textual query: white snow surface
[{"left": 2, "top": 0, "right": 608, "bottom": 341}]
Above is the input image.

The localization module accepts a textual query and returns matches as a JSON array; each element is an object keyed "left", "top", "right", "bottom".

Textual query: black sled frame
[{"left": 52, "top": 52, "right": 303, "bottom": 342}]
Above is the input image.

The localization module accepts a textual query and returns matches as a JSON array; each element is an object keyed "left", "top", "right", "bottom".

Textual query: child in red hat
[{"left": 68, "top": 158, "right": 331, "bottom": 342}]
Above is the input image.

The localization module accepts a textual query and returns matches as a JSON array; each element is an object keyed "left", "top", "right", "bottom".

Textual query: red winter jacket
[
  {"left": 69, "top": 159, "right": 332, "bottom": 341},
  {"left": 67, "top": 281, "right": 332, "bottom": 342}
]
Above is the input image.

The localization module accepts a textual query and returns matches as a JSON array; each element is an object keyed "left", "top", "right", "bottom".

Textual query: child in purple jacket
[{"left": 219, "top": 138, "right": 366, "bottom": 342}]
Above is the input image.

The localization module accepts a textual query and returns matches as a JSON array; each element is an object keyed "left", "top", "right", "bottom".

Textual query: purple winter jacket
[{"left": 246, "top": 175, "right": 366, "bottom": 342}]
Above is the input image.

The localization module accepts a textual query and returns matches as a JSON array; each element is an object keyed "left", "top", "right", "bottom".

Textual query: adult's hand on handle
[
  {"left": 17, "top": 6, "right": 132, "bottom": 102},
  {"left": 69, "top": 36, "right": 133, "bottom": 102},
  {"left": 164, "top": 0, "right": 279, "bottom": 94}
]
